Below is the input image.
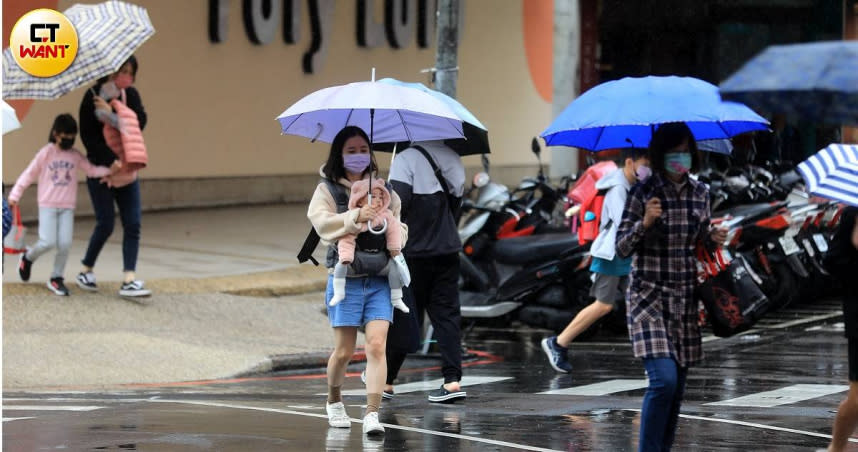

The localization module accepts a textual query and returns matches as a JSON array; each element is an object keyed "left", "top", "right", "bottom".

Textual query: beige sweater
[{"left": 307, "top": 175, "right": 408, "bottom": 251}]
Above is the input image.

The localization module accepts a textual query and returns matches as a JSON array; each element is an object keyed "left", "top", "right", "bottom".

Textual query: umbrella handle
[{"left": 367, "top": 218, "right": 388, "bottom": 235}]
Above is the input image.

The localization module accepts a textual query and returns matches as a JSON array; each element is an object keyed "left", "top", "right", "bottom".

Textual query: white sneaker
[
  {"left": 326, "top": 402, "right": 351, "bottom": 428},
  {"left": 390, "top": 288, "right": 409, "bottom": 313},
  {"left": 329, "top": 277, "right": 346, "bottom": 306},
  {"left": 119, "top": 280, "right": 151, "bottom": 297},
  {"left": 362, "top": 411, "right": 384, "bottom": 435},
  {"left": 76, "top": 272, "right": 98, "bottom": 291}
]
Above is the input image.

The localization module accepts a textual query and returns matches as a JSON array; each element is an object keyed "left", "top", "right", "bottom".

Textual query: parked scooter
[{"left": 457, "top": 141, "right": 592, "bottom": 331}]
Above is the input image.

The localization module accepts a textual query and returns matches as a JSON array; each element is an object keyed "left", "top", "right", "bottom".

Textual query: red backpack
[
  {"left": 568, "top": 161, "right": 616, "bottom": 245},
  {"left": 578, "top": 188, "right": 609, "bottom": 245}
]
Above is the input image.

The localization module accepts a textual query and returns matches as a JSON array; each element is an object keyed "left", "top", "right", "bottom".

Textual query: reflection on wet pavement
[{"left": 3, "top": 301, "right": 856, "bottom": 451}]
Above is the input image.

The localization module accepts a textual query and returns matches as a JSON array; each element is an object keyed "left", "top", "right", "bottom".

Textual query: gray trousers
[{"left": 26, "top": 207, "right": 74, "bottom": 279}]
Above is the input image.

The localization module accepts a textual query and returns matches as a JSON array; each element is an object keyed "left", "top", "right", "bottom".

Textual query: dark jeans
[
  {"left": 82, "top": 178, "right": 141, "bottom": 272},
  {"left": 639, "top": 358, "right": 688, "bottom": 452},
  {"left": 386, "top": 253, "right": 462, "bottom": 384}
]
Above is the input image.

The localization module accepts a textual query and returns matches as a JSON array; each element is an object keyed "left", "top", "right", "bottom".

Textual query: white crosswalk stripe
[
  {"left": 2, "top": 405, "right": 103, "bottom": 411},
  {"left": 539, "top": 379, "right": 649, "bottom": 396},
  {"left": 333, "top": 375, "right": 512, "bottom": 396},
  {"left": 705, "top": 384, "right": 849, "bottom": 407}
]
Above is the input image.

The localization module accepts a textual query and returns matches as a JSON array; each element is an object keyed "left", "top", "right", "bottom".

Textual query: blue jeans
[
  {"left": 81, "top": 178, "right": 141, "bottom": 272},
  {"left": 639, "top": 358, "right": 688, "bottom": 452}
]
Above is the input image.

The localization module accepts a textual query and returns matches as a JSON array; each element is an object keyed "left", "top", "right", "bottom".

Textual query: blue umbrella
[
  {"left": 541, "top": 76, "right": 769, "bottom": 151},
  {"left": 697, "top": 139, "right": 733, "bottom": 155},
  {"left": 375, "top": 77, "right": 490, "bottom": 155},
  {"left": 720, "top": 41, "right": 858, "bottom": 126},
  {"left": 797, "top": 143, "right": 858, "bottom": 207}
]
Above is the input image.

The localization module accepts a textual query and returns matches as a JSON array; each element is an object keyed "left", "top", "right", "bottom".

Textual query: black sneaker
[
  {"left": 76, "top": 272, "right": 98, "bottom": 291},
  {"left": 541, "top": 336, "right": 572, "bottom": 373},
  {"left": 119, "top": 280, "right": 151, "bottom": 297},
  {"left": 18, "top": 253, "right": 32, "bottom": 281},
  {"left": 47, "top": 277, "right": 70, "bottom": 296},
  {"left": 428, "top": 384, "right": 466, "bottom": 403}
]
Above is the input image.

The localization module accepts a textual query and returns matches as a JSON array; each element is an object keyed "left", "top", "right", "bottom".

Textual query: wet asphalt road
[{"left": 3, "top": 298, "right": 856, "bottom": 451}]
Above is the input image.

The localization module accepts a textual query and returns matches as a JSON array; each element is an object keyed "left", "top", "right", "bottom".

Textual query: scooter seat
[{"left": 492, "top": 233, "right": 581, "bottom": 266}]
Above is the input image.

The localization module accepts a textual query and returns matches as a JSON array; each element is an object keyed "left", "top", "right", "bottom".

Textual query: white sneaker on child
[
  {"left": 390, "top": 288, "right": 409, "bottom": 313},
  {"left": 330, "top": 277, "right": 346, "bottom": 306}
]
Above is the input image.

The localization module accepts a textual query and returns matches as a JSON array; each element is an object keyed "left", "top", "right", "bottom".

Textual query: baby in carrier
[{"left": 330, "top": 178, "right": 410, "bottom": 313}]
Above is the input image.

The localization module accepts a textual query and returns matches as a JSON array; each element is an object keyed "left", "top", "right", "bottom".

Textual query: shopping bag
[
  {"left": 3, "top": 205, "right": 27, "bottom": 254},
  {"left": 698, "top": 251, "right": 771, "bottom": 337}
]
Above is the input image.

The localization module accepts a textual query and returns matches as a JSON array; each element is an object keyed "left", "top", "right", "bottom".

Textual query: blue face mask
[{"left": 664, "top": 152, "right": 692, "bottom": 176}]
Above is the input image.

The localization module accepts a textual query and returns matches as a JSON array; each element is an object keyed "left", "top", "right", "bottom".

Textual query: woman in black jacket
[{"left": 77, "top": 55, "right": 150, "bottom": 297}]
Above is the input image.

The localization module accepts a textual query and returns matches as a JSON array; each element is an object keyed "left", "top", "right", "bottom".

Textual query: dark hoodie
[{"left": 79, "top": 82, "right": 147, "bottom": 167}]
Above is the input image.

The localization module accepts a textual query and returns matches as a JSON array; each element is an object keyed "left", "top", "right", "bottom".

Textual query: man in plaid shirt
[{"left": 616, "top": 122, "right": 726, "bottom": 452}]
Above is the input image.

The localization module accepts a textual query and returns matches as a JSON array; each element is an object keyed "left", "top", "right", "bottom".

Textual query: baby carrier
[{"left": 298, "top": 178, "right": 392, "bottom": 276}]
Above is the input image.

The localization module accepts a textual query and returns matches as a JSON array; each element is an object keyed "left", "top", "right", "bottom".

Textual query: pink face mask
[{"left": 114, "top": 73, "right": 134, "bottom": 89}]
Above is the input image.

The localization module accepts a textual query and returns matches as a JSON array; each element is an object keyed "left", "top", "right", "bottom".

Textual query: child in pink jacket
[
  {"left": 8, "top": 114, "right": 119, "bottom": 296},
  {"left": 330, "top": 178, "right": 409, "bottom": 312}
]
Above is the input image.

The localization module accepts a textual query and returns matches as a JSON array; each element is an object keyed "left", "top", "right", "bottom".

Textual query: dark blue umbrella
[
  {"left": 541, "top": 76, "right": 769, "bottom": 151},
  {"left": 720, "top": 41, "right": 858, "bottom": 126}
]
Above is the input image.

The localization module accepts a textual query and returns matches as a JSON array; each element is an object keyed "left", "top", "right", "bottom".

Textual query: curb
[
  {"left": 2, "top": 265, "right": 329, "bottom": 297},
  {"left": 233, "top": 350, "right": 368, "bottom": 378}
]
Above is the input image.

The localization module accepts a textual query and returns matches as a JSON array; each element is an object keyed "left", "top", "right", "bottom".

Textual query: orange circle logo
[{"left": 9, "top": 9, "right": 78, "bottom": 77}]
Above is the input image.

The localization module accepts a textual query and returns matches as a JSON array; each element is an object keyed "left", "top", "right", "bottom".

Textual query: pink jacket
[
  {"left": 9, "top": 143, "right": 112, "bottom": 209},
  {"left": 338, "top": 178, "right": 402, "bottom": 263},
  {"left": 102, "top": 89, "right": 148, "bottom": 187}
]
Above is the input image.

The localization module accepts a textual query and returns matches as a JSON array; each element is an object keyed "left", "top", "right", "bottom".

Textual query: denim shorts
[{"left": 325, "top": 275, "right": 393, "bottom": 327}]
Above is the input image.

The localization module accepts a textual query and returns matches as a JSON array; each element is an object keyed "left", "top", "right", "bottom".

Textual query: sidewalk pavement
[{"left": 2, "top": 203, "right": 360, "bottom": 391}]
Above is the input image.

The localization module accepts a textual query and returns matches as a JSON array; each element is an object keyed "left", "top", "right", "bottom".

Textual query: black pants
[{"left": 386, "top": 253, "right": 462, "bottom": 384}]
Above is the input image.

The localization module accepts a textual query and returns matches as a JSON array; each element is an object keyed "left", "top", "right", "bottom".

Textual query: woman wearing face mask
[
  {"left": 8, "top": 114, "right": 120, "bottom": 296},
  {"left": 77, "top": 55, "right": 150, "bottom": 297},
  {"left": 616, "top": 122, "right": 726, "bottom": 452},
  {"left": 307, "top": 126, "right": 408, "bottom": 436}
]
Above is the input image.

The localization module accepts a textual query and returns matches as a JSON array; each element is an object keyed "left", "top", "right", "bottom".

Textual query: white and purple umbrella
[
  {"left": 797, "top": 143, "right": 858, "bottom": 207},
  {"left": 276, "top": 80, "right": 464, "bottom": 144},
  {"left": 277, "top": 75, "right": 465, "bottom": 234}
]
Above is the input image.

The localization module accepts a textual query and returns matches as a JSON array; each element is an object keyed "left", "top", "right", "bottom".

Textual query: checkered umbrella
[
  {"left": 2, "top": 101, "right": 21, "bottom": 135},
  {"left": 2, "top": 1, "right": 155, "bottom": 100}
]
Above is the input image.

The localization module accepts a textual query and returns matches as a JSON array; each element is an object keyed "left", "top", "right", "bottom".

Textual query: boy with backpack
[{"left": 541, "top": 148, "right": 650, "bottom": 373}]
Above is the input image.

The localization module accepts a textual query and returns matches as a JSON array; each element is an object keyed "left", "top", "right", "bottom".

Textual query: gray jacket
[{"left": 589, "top": 168, "right": 632, "bottom": 261}]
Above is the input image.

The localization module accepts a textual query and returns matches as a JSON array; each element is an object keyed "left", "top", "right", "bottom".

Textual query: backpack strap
[
  {"left": 412, "top": 145, "right": 461, "bottom": 219},
  {"left": 297, "top": 178, "right": 350, "bottom": 265}
]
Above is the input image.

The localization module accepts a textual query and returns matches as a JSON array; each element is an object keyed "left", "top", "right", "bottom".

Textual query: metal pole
[
  {"left": 434, "top": 0, "right": 459, "bottom": 98},
  {"left": 549, "top": 0, "right": 580, "bottom": 179}
]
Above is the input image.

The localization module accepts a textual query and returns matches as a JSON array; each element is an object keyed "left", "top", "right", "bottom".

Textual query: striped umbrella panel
[
  {"left": 797, "top": 143, "right": 858, "bottom": 207},
  {"left": 3, "top": 1, "right": 155, "bottom": 99}
]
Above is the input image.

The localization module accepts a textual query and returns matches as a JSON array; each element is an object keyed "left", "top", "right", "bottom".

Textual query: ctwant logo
[{"left": 10, "top": 9, "right": 78, "bottom": 77}]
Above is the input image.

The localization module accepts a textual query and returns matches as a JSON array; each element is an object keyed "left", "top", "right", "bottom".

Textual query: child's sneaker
[
  {"left": 47, "top": 277, "right": 70, "bottom": 296},
  {"left": 390, "top": 288, "right": 409, "bottom": 313},
  {"left": 76, "top": 272, "right": 98, "bottom": 291},
  {"left": 540, "top": 336, "right": 572, "bottom": 373},
  {"left": 18, "top": 253, "right": 32, "bottom": 281},
  {"left": 119, "top": 280, "right": 151, "bottom": 297}
]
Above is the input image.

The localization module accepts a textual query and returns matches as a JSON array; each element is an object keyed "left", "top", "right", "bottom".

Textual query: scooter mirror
[
  {"left": 473, "top": 172, "right": 490, "bottom": 188},
  {"left": 531, "top": 137, "right": 541, "bottom": 157}
]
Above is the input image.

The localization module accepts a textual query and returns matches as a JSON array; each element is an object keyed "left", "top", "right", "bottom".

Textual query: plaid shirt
[{"left": 616, "top": 172, "right": 712, "bottom": 367}]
